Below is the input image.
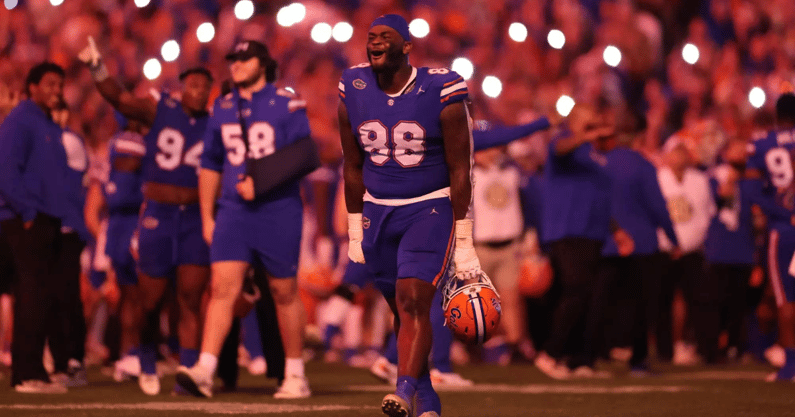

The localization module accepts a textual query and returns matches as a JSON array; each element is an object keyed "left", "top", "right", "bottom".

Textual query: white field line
[
  {"left": 346, "top": 384, "right": 694, "bottom": 394},
  {"left": 0, "top": 403, "right": 370, "bottom": 414}
]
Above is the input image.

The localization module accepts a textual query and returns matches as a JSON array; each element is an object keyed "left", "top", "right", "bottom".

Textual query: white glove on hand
[
  {"left": 453, "top": 219, "right": 481, "bottom": 280},
  {"left": 347, "top": 213, "right": 366, "bottom": 264},
  {"left": 78, "top": 36, "right": 109, "bottom": 82}
]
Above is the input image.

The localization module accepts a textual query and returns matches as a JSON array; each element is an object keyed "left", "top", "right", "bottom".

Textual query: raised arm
[
  {"left": 78, "top": 36, "right": 156, "bottom": 125},
  {"left": 83, "top": 180, "right": 106, "bottom": 239}
]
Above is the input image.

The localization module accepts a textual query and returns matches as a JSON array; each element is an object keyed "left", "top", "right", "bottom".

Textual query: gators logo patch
[
  {"left": 362, "top": 217, "right": 371, "bottom": 229},
  {"left": 353, "top": 79, "right": 367, "bottom": 90},
  {"left": 142, "top": 216, "right": 159, "bottom": 230}
]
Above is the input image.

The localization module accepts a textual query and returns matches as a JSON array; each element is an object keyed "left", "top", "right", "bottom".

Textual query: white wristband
[
  {"left": 454, "top": 219, "right": 473, "bottom": 248},
  {"left": 348, "top": 213, "right": 363, "bottom": 236}
]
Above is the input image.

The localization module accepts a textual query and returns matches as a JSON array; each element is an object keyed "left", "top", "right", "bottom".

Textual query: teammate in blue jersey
[
  {"left": 0, "top": 62, "right": 72, "bottom": 393},
  {"left": 79, "top": 38, "right": 212, "bottom": 395},
  {"left": 176, "top": 40, "right": 312, "bottom": 399},
  {"left": 338, "top": 15, "right": 478, "bottom": 417},
  {"left": 746, "top": 93, "right": 795, "bottom": 381},
  {"left": 84, "top": 114, "right": 146, "bottom": 381}
]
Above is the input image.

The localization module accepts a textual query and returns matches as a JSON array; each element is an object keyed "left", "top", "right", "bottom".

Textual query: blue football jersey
[
  {"left": 747, "top": 127, "right": 795, "bottom": 230},
  {"left": 339, "top": 65, "right": 469, "bottom": 200},
  {"left": 104, "top": 131, "right": 144, "bottom": 212},
  {"left": 201, "top": 84, "right": 311, "bottom": 208},
  {"left": 137, "top": 95, "right": 208, "bottom": 188}
]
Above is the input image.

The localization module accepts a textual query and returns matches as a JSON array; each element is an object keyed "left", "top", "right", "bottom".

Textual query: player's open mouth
[{"left": 369, "top": 50, "right": 386, "bottom": 61}]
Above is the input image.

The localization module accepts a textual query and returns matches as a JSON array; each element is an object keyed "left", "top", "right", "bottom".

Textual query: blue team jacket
[
  {"left": 541, "top": 132, "right": 612, "bottom": 244},
  {"left": 602, "top": 147, "right": 678, "bottom": 256},
  {"left": 704, "top": 177, "right": 755, "bottom": 265},
  {"left": 0, "top": 100, "right": 68, "bottom": 222}
]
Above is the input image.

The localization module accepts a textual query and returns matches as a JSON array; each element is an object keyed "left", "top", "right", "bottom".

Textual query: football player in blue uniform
[
  {"left": 175, "top": 40, "right": 312, "bottom": 399},
  {"left": 84, "top": 114, "right": 146, "bottom": 381},
  {"left": 746, "top": 93, "right": 795, "bottom": 381},
  {"left": 79, "top": 38, "right": 212, "bottom": 395},
  {"left": 338, "top": 15, "right": 478, "bottom": 417}
]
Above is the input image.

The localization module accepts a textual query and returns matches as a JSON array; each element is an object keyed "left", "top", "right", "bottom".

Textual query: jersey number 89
[{"left": 358, "top": 121, "right": 426, "bottom": 167}]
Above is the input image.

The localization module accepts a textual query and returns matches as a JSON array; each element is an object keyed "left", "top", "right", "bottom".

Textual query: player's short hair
[
  {"left": 179, "top": 67, "right": 214, "bottom": 83},
  {"left": 25, "top": 62, "right": 65, "bottom": 95},
  {"left": 776, "top": 93, "right": 795, "bottom": 125}
]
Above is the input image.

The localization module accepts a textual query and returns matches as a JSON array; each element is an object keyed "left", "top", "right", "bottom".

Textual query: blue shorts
[
  {"left": 342, "top": 261, "right": 370, "bottom": 290},
  {"left": 361, "top": 197, "right": 454, "bottom": 300},
  {"left": 137, "top": 201, "right": 209, "bottom": 279},
  {"left": 211, "top": 199, "right": 302, "bottom": 278},
  {"left": 106, "top": 212, "right": 139, "bottom": 286},
  {"left": 769, "top": 228, "right": 795, "bottom": 306}
]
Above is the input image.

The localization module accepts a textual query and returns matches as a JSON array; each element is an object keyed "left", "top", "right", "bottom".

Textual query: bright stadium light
[
  {"left": 134, "top": 0, "right": 150, "bottom": 7},
  {"left": 311, "top": 23, "right": 333, "bottom": 44},
  {"left": 482, "top": 76, "right": 502, "bottom": 99},
  {"left": 50, "top": 0, "right": 64, "bottom": 6},
  {"left": 143, "top": 59, "right": 162, "bottom": 80},
  {"left": 409, "top": 18, "right": 430, "bottom": 38},
  {"left": 556, "top": 95, "right": 575, "bottom": 117},
  {"left": 682, "top": 43, "right": 699, "bottom": 65},
  {"left": 451, "top": 57, "right": 474, "bottom": 80},
  {"left": 603, "top": 45, "right": 622, "bottom": 67},
  {"left": 161, "top": 40, "right": 180, "bottom": 62},
  {"left": 196, "top": 22, "right": 215, "bottom": 43},
  {"left": 234, "top": 0, "right": 254, "bottom": 20},
  {"left": 285, "top": 87, "right": 296, "bottom": 94},
  {"left": 333, "top": 22, "right": 354, "bottom": 43},
  {"left": 4, "top": 0, "right": 17, "bottom": 10},
  {"left": 749, "top": 87, "right": 766, "bottom": 109},
  {"left": 277, "top": 3, "right": 306, "bottom": 27},
  {"left": 548, "top": 29, "right": 565, "bottom": 49},
  {"left": 508, "top": 22, "right": 528, "bottom": 43}
]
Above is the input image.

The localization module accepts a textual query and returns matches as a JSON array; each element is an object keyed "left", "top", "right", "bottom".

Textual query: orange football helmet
[{"left": 441, "top": 271, "right": 502, "bottom": 345}]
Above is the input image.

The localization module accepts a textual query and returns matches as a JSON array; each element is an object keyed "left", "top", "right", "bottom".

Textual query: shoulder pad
[
  {"left": 350, "top": 62, "right": 371, "bottom": 69},
  {"left": 277, "top": 88, "right": 298, "bottom": 98}
]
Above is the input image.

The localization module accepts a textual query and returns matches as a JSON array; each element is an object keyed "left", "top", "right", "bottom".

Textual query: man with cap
[
  {"left": 338, "top": 14, "right": 476, "bottom": 417},
  {"left": 78, "top": 38, "right": 214, "bottom": 395},
  {"left": 175, "top": 40, "right": 312, "bottom": 399}
]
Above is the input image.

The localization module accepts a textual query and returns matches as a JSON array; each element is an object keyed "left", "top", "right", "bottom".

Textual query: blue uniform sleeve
[
  {"left": 200, "top": 111, "right": 225, "bottom": 172},
  {"left": 283, "top": 103, "right": 312, "bottom": 145},
  {"left": 473, "top": 117, "right": 550, "bottom": 152},
  {"left": 640, "top": 159, "right": 679, "bottom": 247},
  {"left": 746, "top": 178, "right": 793, "bottom": 223},
  {"left": 0, "top": 110, "right": 38, "bottom": 222},
  {"left": 745, "top": 134, "right": 768, "bottom": 173},
  {"left": 438, "top": 71, "right": 468, "bottom": 106}
]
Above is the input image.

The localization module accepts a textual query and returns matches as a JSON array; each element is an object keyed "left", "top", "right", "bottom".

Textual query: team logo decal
[
  {"left": 387, "top": 99, "right": 394, "bottom": 106},
  {"left": 362, "top": 217, "right": 371, "bottom": 229},
  {"left": 166, "top": 98, "right": 177, "bottom": 108},
  {"left": 448, "top": 307, "right": 462, "bottom": 328},
  {"left": 242, "top": 108, "right": 252, "bottom": 117},
  {"left": 353, "top": 79, "right": 367, "bottom": 89},
  {"left": 105, "top": 182, "right": 117, "bottom": 195},
  {"left": 142, "top": 216, "right": 159, "bottom": 229},
  {"left": 221, "top": 100, "right": 234, "bottom": 109}
]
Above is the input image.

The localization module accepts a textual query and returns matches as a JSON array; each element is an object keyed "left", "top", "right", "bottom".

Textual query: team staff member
[{"left": 0, "top": 62, "right": 71, "bottom": 394}]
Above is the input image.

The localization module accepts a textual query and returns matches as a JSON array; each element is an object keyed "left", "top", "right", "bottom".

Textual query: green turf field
[{"left": 0, "top": 361, "right": 793, "bottom": 416}]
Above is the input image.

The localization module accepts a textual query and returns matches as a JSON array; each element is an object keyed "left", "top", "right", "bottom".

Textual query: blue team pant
[
  {"left": 768, "top": 229, "right": 795, "bottom": 306},
  {"left": 361, "top": 197, "right": 454, "bottom": 300},
  {"left": 137, "top": 201, "right": 209, "bottom": 278},
  {"left": 106, "top": 212, "right": 139, "bottom": 286},
  {"left": 211, "top": 201, "right": 302, "bottom": 278}
]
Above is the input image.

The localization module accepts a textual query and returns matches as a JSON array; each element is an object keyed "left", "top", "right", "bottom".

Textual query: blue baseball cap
[{"left": 370, "top": 14, "right": 411, "bottom": 42}]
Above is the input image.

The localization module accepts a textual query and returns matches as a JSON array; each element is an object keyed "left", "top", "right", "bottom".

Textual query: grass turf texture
[{"left": 0, "top": 361, "right": 792, "bottom": 416}]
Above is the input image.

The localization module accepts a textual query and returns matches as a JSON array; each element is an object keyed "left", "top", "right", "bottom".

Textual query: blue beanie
[{"left": 370, "top": 14, "right": 411, "bottom": 42}]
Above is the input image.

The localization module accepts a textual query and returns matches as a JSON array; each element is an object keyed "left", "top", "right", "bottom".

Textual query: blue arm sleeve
[
  {"left": 473, "top": 117, "right": 551, "bottom": 152},
  {"left": 641, "top": 160, "right": 679, "bottom": 247},
  {"left": 0, "top": 114, "right": 37, "bottom": 222},
  {"left": 200, "top": 116, "right": 225, "bottom": 173},
  {"left": 283, "top": 107, "right": 312, "bottom": 145}
]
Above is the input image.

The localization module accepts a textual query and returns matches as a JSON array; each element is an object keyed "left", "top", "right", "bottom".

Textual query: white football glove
[
  {"left": 347, "top": 213, "right": 366, "bottom": 264},
  {"left": 453, "top": 219, "right": 481, "bottom": 280},
  {"left": 78, "top": 36, "right": 109, "bottom": 82}
]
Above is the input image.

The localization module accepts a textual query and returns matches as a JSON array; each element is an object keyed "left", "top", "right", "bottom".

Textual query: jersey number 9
[{"left": 765, "top": 147, "right": 794, "bottom": 189}]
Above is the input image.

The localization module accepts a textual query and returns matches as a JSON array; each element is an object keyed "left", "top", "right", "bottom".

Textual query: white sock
[
  {"left": 198, "top": 352, "right": 218, "bottom": 374},
  {"left": 285, "top": 357, "right": 305, "bottom": 378}
]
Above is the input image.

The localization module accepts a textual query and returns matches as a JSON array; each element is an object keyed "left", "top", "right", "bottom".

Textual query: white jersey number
[
  {"left": 357, "top": 121, "right": 426, "bottom": 168},
  {"left": 155, "top": 127, "right": 202, "bottom": 171},
  {"left": 61, "top": 131, "right": 87, "bottom": 172},
  {"left": 221, "top": 122, "right": 276, "bottom": 166},
  {"left": 765, "top": 147, "right": 794, "bottom": 189}
]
